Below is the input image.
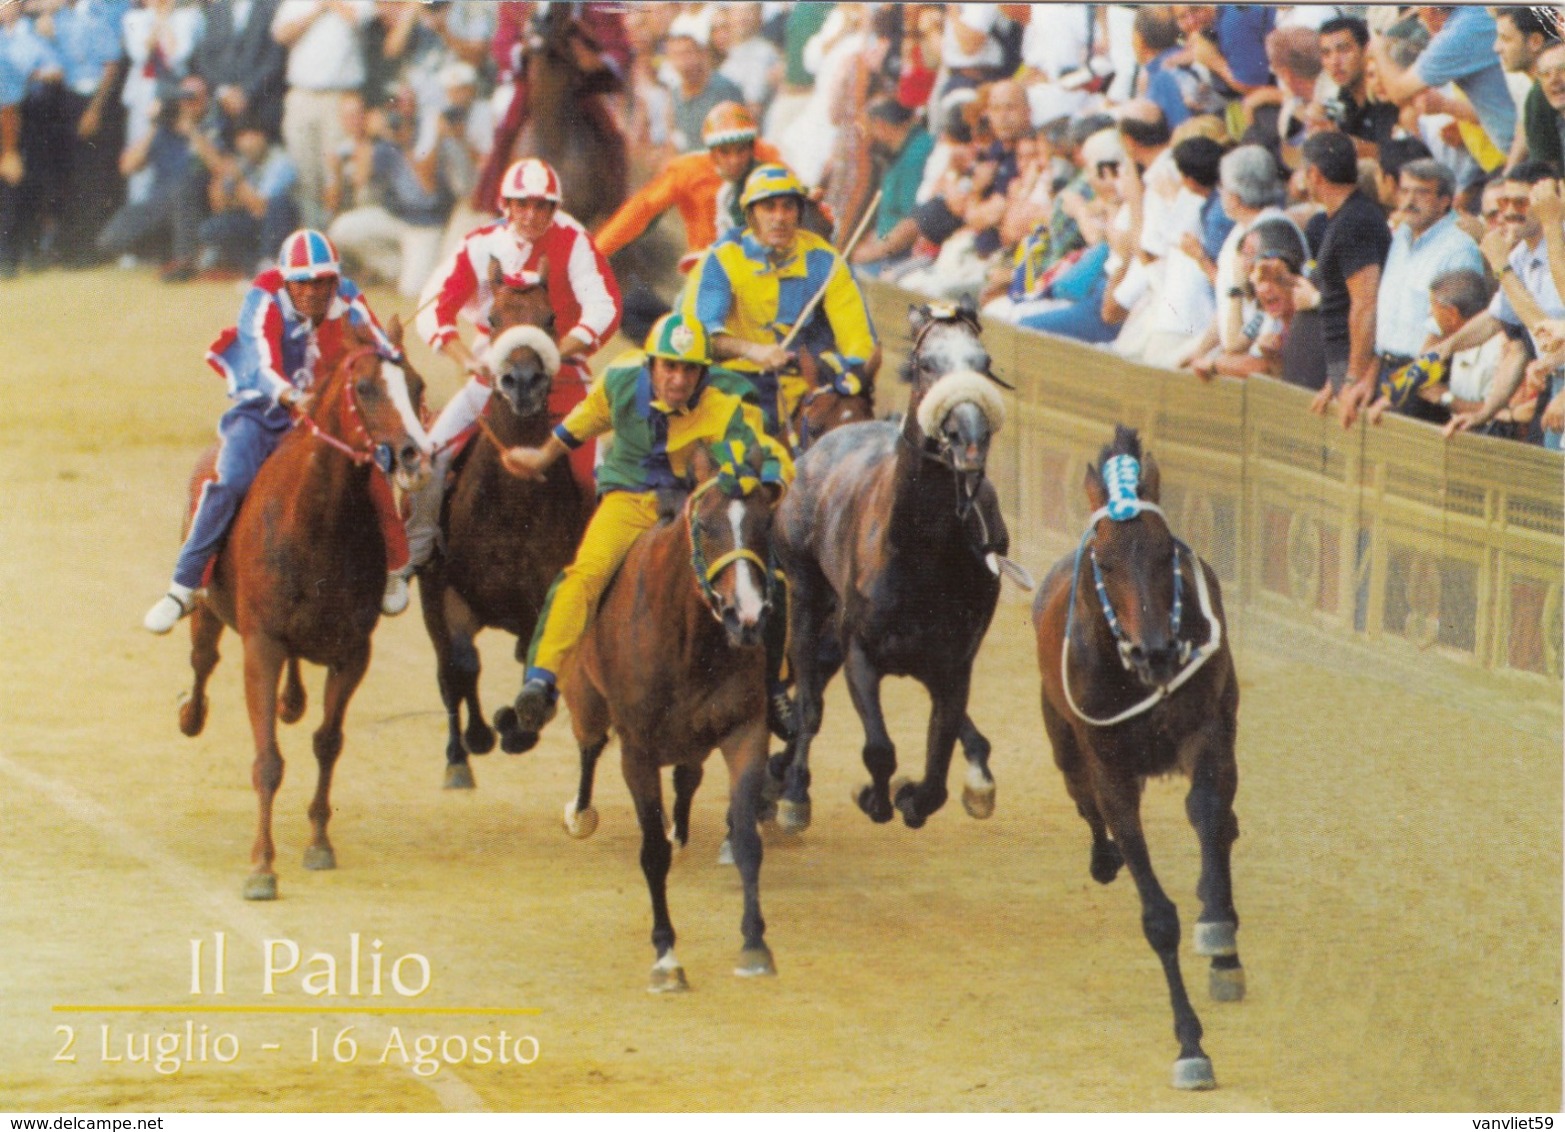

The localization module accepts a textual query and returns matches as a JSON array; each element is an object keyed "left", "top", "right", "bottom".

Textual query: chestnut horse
[
  {"left": 789, "top": 386, "right": 875, "bottom": 453},
  {"left": 1033, "top": 425, "right": 1242, "bottom": 1090},
  {"left": 561, "top": 445, "right": 780, "bottom": 991},
  {"left": 771, "top": 303, "right": 1008, "bottom": 832},
  {"left": 417, "top": 263, "right": 594, "bottom": 785},
  {"left": 176, "top": 322, "right": 431, "bottom": 900}
]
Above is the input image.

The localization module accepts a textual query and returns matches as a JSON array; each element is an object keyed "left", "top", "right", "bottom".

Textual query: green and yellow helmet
[
  {"left": 644, "top": 312, "right": 712, "bottom": 367},
  {"left": 739, "top": 163, "right": 807, "bottom": 211}
]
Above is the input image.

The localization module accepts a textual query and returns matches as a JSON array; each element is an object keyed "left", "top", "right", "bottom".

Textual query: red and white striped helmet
[{"left": 499, "top": 158, "right": 563, "bottom": 203}]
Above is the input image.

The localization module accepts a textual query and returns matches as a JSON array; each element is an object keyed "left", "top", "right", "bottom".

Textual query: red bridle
[{"left": 292, "top": 346, "right": 396, "bottom": 468}]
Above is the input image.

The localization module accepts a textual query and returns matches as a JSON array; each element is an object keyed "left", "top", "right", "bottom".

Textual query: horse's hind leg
[
  {"left": 240, "top": 635, "right": 288, "bottom": 900},
  {"left": 670, "top": 763, "right": 703, "bottom": 850},
  {"left": 777, "top": 559, "right": 835, "bottom": 831},
  {"left": 1095, "top": 766, "right": 1214, "bottom": 1090},
  {"left": 842, "top": 641, "right": 896, "bottom": 825},
  {"left": 303, "top": 644, "right": 370, "bottom": 874},
  {"left": 623, "top": 744, "right": 684, "bottom": 992},
  {"left": 957, "top": 714, "right": 996, "bottom": 819},
  {"left": 723, "top": 720, "right": 774, "bottom": 977},
  {"left": 1182, "top": 704, "right": 1244, "bottom": 1003},
  {"left": 277, "top": 658, "right": 306, "bottom": 725},
  {"left": 179, "top": 604, "right": 223, "bottom": 738}
]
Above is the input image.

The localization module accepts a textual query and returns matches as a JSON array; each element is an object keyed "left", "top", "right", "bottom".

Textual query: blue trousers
[
  {"left": 1016, "top": 244, "right": 1117, "bottom": 344},
  {"left": 173, "top": 406, "right": 289, "bottom": 589}
]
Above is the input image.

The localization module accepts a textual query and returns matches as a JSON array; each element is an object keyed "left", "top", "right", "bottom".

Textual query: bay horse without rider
[
  {"left": 417, "top": 260, "right": 594, "bottom": 785},
  {"left": 1033, "top": 425, "right": 1242, "bottom": 1090},
  {"left": 772, "top": 303, "right": 1009, "bottom": 832},
  {"left": 176, "top": 321, "right": 431, "bottom": 900},
  {"left": 562, "top": 444, "right": 780, "bottom": 991}
]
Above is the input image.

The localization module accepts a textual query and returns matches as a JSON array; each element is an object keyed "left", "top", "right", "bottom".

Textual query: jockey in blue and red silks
[{"left": 143, "top": 229, "right": 424, "bottom": 635}]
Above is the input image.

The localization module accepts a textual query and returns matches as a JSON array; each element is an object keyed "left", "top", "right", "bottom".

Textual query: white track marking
[{"left": 0, "top": 750, "right": 488, "bottom": 1113}]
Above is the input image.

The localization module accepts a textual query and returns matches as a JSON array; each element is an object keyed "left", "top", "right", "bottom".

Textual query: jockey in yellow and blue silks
[
  {"left": 683, "top": 163, "right": 877, "bottom": 439},
  {"left": 499, "top": 312, "right": 794, "bottom": 737}
]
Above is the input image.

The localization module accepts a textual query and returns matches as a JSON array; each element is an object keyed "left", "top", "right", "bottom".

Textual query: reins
[
  {"left": 292, "top": 346, "right": 397, "bottom": 473},
  {"left": 1060, "top": 500, "right": 1224, "bottom": 728}
]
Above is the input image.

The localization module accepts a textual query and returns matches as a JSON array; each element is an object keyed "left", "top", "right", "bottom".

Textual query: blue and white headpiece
[{"left": 1102, "top": 455, "right": 1142, "bottom": 521}]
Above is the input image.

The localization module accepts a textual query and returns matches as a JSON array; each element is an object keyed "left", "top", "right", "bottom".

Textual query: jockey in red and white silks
[{"left": 404, "top": 158, "right": 622, "bottom": 574}]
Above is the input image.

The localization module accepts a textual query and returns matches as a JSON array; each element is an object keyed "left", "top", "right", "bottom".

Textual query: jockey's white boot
[
  {"left": 144, "top": 583, "right": 196, "bottom": 634},
  {"left": 382, "top": 571, "right": 410, "bottom": 616}
]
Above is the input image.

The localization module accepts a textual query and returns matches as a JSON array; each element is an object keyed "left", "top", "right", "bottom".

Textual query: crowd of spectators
[{"left": 3, "top": 2, "right": 1565, "bottom": 448}]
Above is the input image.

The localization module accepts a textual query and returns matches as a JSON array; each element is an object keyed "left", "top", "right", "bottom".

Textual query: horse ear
[
  {"left": 956, "top": 297, "right": 981, "bottom": 332},
  {"left": 1139, "top": 449, "right": 1162, "bottom": 504},
  {"left": 689, "top": 444, "right": 718, "bottom": 484},
  {"left": 386, "top": 312, "right": 405, "bottom": 349},
  {"left": 1084, "top": 461, "right": 1109, "bottom": 512},
  {"left": 488, "top": 256, "right": 505, "bottom": 291},
  {"left": 907, "top": 304, "right": 931, "bottom": 338}
]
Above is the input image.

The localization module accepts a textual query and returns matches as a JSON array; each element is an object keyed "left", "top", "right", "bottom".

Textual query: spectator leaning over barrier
[
  {"left": 1368, "top": 267, "right": 1502, "bottom": 427},
  {"left": 1300, "top": 130, "right": 1392, "bottom": 427},
  {"left": 1204, "top": 144, "right": 1293, "bottom": 359},
  {"left": 1492, "top": 7, "right": 1562, "bottom": 174},
  {"left": 1142, "top": 134, "right": 1232, "bottom": 367},
  {"left": 1437, "top": 162, "right": 1564, "bottom": 443},
  {"left": 850, "top": 97, "right": 936, "bottom": 275},
  {"left": 1193, "top": 216, "right": 1313, "bottom": 382},
  {"left": 1372, "top": 158, "right": 1483, "bottom": 384},
  {"left": 1308, "top": 16, "right": 1398, "bottom": 159},
  {"left": 1527, "top": 39, "right": 1565, "bottom": 179},
  {"left": 1487, "top": 173, "right": 1565, "bottom": 447},
  {"left": 1369, "top": 6, "right": 1516, "bottom": 165}
]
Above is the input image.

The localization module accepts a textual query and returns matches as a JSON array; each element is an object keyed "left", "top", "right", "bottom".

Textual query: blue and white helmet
[{"left": 278, "top": 229, "right": 341, "bottom": 282}]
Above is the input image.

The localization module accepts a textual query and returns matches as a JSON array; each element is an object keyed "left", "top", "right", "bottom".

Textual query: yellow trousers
[{"left": 525, "top": 490, "right": 662, "bottom": 680}]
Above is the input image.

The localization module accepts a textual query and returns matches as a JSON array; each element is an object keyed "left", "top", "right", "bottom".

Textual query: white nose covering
[
  {"left": 728, "top": 499, "right": 765, "bottom": 625},
  {"left": 382, "top": 363, "right": 432, "bottom": 453}
]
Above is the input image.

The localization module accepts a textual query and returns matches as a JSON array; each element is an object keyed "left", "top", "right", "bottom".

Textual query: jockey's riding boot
[
  {"left": 381, "top": 571, "right": 410, "bottom": 616},
  {"left": 514, "top": 677, "right": 558, "bottom": 733},
  {"left": 144, "top": 582, "right": 196, "bottom": 635}
]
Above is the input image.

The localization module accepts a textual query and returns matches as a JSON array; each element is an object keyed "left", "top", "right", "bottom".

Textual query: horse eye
[{"left": 356, "top": 379, "right": 376, "bottom": 398}]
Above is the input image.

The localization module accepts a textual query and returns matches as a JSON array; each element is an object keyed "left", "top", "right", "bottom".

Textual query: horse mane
[{"left": 1097, "top": 425, "right": 1143, "bottom": 469}]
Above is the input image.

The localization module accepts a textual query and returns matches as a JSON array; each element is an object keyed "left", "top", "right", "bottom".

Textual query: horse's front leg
[
  {"left": 670, "top": 763, "right": 703, "bottom": 850},
  {"left": 842, "top": 640, "right": 897, "bottom": 824},
  {"left": 1094, "top": 764, "right": 1214, "bottom": 1090},
  {"left": 893, "top": 668, "right": 968, "bottom": 829},
  {"left": 623, "top": 744, "right": 683, "bottom": 992},
  {"left": 179, "top": 603, "right": 224, "bottom": 738},
  {"left": 304, "top": 644, "right": 371, "bottom": 874},
  {"left": 776, "top": 560, "right": 835, "bottom": 832},
  {"left": 723, "top": 719, "right": 774, "bottom": 977},
  {"left": 241, "top": 635, "right": 288, "bottom": 900},
  {"left": 957, "top": 714, "right": 996, "bottom": 819},
  {"left": 1181, "top": 707, "right": 1244, "bottom": 1004}
]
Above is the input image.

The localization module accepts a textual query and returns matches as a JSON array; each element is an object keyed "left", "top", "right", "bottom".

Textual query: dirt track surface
[{"left": 1, "top": 269, "right": 1559, "bottom": 1112}]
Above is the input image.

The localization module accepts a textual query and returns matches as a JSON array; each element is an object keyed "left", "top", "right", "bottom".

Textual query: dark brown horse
[
  {"left": 176, "top": 321, "right": 431, "bottom": 900},
  {"left": 417, "top": 263, "right": 594, "bottom": 785},
  {"left": 789, "top": 386, "right": 875, "bottom": 453},
  {"left": 771, "top": 304, "right": 1008, "bottom": 832},
  {"left": 561, "top": 445, "right": 780, "bottom": 991},
  {"left": 1033, "top": 425, "right": 1242, "bottom": 1090}
]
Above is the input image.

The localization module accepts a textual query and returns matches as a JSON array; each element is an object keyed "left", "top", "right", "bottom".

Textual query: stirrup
[{"left": 143, "top": 591, "right": 192, "bottom": 635}]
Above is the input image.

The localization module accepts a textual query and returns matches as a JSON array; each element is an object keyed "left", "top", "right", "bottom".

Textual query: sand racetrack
[{"left": 0, "top": 268, "right": 1559, "bottom": 1113}]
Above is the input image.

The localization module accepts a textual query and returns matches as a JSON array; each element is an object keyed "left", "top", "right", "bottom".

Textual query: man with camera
[{"left": 1306, "top": 16, "right": 1398, "bottom": 159}]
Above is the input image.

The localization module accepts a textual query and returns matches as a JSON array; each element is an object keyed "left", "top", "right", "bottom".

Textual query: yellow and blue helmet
[
  {"left": 739, "top": 163, "right": 807, "bottom": 211},
  {"left": 644, "top": 312, "right": 712, "bottom": 367}
]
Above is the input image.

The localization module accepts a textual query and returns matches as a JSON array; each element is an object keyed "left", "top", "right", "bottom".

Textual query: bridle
[
  {"left": 1060, "top": 497, "right": 1224, "bottom": 728},
  {"left": 292, "top": 346, "right": 401, "bottom": 475},
  {"left": 685, "top": 477, "right": 774, "bottom": 625}
]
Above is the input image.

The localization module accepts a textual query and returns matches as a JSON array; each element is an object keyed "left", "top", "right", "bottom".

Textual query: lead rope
[{"left": 1059, "top": 503, "right": 1224, "bottom": 728}]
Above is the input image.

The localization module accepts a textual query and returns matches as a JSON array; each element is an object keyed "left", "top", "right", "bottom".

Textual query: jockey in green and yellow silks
[
  {"left": 684, "top": 163, "right": 877, "bottom": 439},
  {"left": 500, "top": 312, "right": 794, "bottom": 736}
]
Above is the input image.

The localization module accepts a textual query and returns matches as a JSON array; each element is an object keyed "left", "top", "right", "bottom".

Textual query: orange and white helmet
[
  {"left": 499, "top": 158, "right": 563, "bottom": 203},
  {"left": 701, "top": 101, "right": 758, "bottom": 148}
]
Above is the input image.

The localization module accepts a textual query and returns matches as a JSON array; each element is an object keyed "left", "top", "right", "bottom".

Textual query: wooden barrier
[{"left": 861, "top": 279, "right": 1563, "bottom": 701}]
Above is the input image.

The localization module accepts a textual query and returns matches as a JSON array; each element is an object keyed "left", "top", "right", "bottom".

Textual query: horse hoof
[
  {"left": 1090, "top": 840, "right": 1124, "bottom": 885},
  {"left": 853, "top": 784, "right": 894, "bottom": 823},
  {"left": 444, "top": 763, "right": 475, "bottom": 790},
  {"left": 243, "top": 873, "right": 278, "bottom": 901},
  {"left": 563, "top": 801, "right": 598, "bottom": 839},
  {"left": 1194, "top": 920, "right": 1238, "bottom": 957},
  {"left": 493, "top": 707, "right": 537, "bottom": 753},
  {"left": 648, "top": 958, "right": 689, "bottom": 994},
  {"left": 962, "top": 783, "right": 996, "bottom": 820},
  {"left": 303, "top": 845, "right": 336, "bottom": 871},
  {"left": 775, "top": 798, "right": 811, "bottom": 834},
  {"left": 892, "top": 778, "right": 927, "bottom": 830},
  {"left": 465, "top": 722, "right": 495, "bottom": 756},
  {"left": 734, "top": 947, "right": 776, "bottom": 978},
  {"left": 178, "top": 696, "right": 208, "bottom": 738},
  {"left": 1172, "top": 1056, "right": 1217, "bottom": 1090},
  {"left": 756, "top": 795, "right": 778, "bottom": 825},
  {"left": 716, "top": 837, "right": 734, "bottom": 866},
  {"left": 1210, "top": 964, "right": 1246, "bottom": 1002}
]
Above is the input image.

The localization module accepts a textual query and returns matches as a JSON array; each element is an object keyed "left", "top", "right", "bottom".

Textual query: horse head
[
  {"left": 686, "top": 443, "right": 778, "bottom": 650},
  {"left": 1080, "top": 426, "right": 1184, "bottom": 689},
  {"left": 486, "top": 257, "right": 559, "bottom": 421},
  {"left": 311, "top": 322, "right": 431, "bottom": 493},
  {"left": 530, "top": 2, "right": 585, "bottom": 70},
  {"left": 902, "top": 302, "right": 1007, "bottom": 492}
]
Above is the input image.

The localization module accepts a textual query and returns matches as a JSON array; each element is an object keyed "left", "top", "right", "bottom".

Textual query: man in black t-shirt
[
  {"left": 1308, "top": 17, "right": 1399, "bottom": 159},
  {"left": 1301, "top": 131, "right": 1393, "bottom": 427}
]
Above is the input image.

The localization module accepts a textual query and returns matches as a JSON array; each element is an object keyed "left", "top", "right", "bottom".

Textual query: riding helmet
[
  {"left": 739, "top": 163, "right": 808, "bottom": 211},
  {"left": 644, "top": 312, "right": 712, "bottom": 367},
  {"left": 702, "top": 101, "right": 758, "bottom": 149},
  {"left": 278, "top": 229, "right": 341, "bottom": 281},
  {"left": 500, "top": 158, "right": 564, "bottom": 204}
]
